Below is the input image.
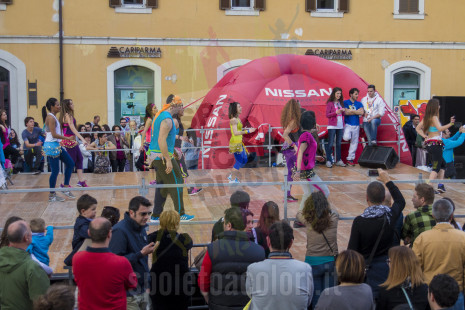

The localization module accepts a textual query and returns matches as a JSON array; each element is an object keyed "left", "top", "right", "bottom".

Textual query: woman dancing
[
  {"left": 281, "top": 99, "right": 302, "bottom": 202},
  {"left": 139, "top": 103, "right": 158, "bottom": 177},
  {"left": 60, "top": 99, "right": 88, "bottom": 187},
  {"left": 42, "top": 98, "right": 75, "bottom": 202},
  {"left": 228, "top": 102, "right": 255, "bottom": 183},
  {"left": 416, "top": 98, "right": 455, "bottom": 193},
  {"left": 293, "top": 110, "right": 330, "bottom": 211}
]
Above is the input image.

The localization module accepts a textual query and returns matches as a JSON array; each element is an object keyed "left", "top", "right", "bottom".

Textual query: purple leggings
[
  {"left": 64, "top": 144, "right": 83, "bottom": 170},
  {"left": 282, "top": 148, "right": 297, "bottom": 196}
]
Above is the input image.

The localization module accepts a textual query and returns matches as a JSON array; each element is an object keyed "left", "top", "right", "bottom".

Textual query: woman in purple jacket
[{"left": 324, "top": 87, "right": 346, "bottom": 168}]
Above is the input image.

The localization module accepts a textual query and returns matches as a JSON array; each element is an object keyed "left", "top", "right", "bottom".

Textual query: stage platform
[{"left": 1, "top": 163, "right": 464, "bottom": 273}]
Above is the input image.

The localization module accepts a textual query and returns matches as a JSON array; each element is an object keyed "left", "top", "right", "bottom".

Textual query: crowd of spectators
[{"left": 1, "top": 169, "right": 465, "bottom": 309}]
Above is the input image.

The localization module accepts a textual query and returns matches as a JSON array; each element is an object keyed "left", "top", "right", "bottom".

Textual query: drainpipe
[{"left": 59, "top": 0, "right": 64, "bottom": 102}]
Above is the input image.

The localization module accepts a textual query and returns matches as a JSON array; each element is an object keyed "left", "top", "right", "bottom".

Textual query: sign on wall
[
  {"left": 121, "top": 90, "right": 147, "bottom": 116},
  {"left": 398, "top": 99, "right": 428, "bottom": 126},
  {"left": 305, "top": 49, "right": 352, "bottom": 60},
  {"left": 108, "top": 46, "right": 162, "bottom": 58}
]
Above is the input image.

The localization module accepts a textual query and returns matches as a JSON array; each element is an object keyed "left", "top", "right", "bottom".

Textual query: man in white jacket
[{"left": 361, "top": 84, "right": 385, "bottom": 146}]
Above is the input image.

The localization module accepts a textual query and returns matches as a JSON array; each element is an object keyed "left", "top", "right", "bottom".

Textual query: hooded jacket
[
  {"left": 27, "top": 225, "right": 54, "bottom": 265},
  {"left": 0, "top": 246, "right": 50, "bottom": 309},
  {"left": 109, "top": 212, "right": 150, "bottom": 295},
  {"left": 361, "top": 93, "right": 385, "bottom": 122}
]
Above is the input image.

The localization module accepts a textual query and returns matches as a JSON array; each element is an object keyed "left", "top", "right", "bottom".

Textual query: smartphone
[{"left": 368, "top": 169, "right": 379, "bottom": 177}]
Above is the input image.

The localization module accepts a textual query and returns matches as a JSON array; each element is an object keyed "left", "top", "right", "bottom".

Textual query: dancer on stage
[
  {"left": 42, "top": 98, "right": 75, "bottom": 202},
  {"left": 228, "top": 102, "right": 256, "bottom": 183},
  {"left": 139, "top": 103, "right": 158, "bottom": 178},
  {"left": 147, "top": 95, "right": 194, "bottom": 221},
  {"left": 293, "top": 110, "right": 330, "bottom": 212},
  {"left": 416, "top": 98, "right": 455, "bottom": 193},
  {"left": 60, "top": 99, "right": 88, "bottom": 187},
  {"left": 281, "top": 99, "right": 302, "bottom": 202}
]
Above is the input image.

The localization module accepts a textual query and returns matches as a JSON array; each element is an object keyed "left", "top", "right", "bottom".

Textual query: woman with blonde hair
[
  {"left": 147, "top": 209, "right": 193, "bottom": 310},
  {"left": 377, "top": 246, "right": 428, "bottom": 310},
  {"left": 416, "top": 98, "right": 455, "bottom": 193},
  {"left": 297, "top": 191, "right": 339, "bottom": 308},
  {"left": 280, "top": 98, "right": 302, "bottom": 202},
  {"left": 316, "top": 250, "right": 375, "bottom": 310}
]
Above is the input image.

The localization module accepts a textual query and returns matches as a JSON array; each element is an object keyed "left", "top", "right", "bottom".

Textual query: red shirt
[
  {"left": 198, "top": 250, "right": 212, "bottom": 293},
  {"left": 73, "top": 247, "right": 137, "bottom": 310}
]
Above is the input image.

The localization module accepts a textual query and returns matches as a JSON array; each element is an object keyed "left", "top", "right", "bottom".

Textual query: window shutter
[
  {"left": 0, "top": 0, "right": 13, "bottom": 4},
  {"left": 338, "top": 0, "right": 349, "bottom": 12},
  {"left": 146, "top": 0, "right": 158, "bottom": 8},
  {"left": 399, "top": 0, "right": 419, "bottom": 13},
  {"left": 305, "top": 0, "right": 316, "bottom": 12},
  {"left": 254, "top": 0, "right": 265, "bottom": 11},
  {"left": 220, "top": 0, "right": 231, "bottom": 10},
  {"left": 109, "top": 0, "right": 121, "bottom": 8}
]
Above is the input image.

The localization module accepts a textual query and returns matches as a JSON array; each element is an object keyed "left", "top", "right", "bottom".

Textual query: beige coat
[
  {"left": 413, "top": 223, "right": 465, "bottom": 291},
  {"left": 296, "top": 210, "right": 339, "bottom": 257}
]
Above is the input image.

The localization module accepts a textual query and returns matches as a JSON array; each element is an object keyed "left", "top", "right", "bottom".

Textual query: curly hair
[
  {"left": 302, "top": 191, "right": 331, "bottom": 233},
  {"left": 280, "top": 99, "right": 301, "bottom": 129}
]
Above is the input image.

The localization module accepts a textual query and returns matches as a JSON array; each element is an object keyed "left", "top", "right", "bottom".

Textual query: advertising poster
[
  {"left": 398, "top": 100, "right": 428, "bottom": 127},
  {"left": 121, "top": 90, "right": 147, "bottom": 116}
]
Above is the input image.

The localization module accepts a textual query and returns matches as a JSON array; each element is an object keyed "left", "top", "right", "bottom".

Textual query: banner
[{"left": 398, "top": 100, "right": 428, "bottom": 127}]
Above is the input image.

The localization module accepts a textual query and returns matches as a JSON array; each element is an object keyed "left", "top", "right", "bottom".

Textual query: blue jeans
[
  {"left": 310, "top": 261, "right": 336, "bottom": 308},
  {"left": 233, "top": 148, "right": 248, "bottom": 170},
  {"left": 363, "top": 118, "right": 381, "bottom": 144},
  {"left": 325, "top": 129, "right": 343, "bottom": 162},
  {"left": 447, "top": 291, "right": 464, "bottom": 310},
  {"left": 49, "top": 148, "right": 74, "bottom": 193},
  {"left": 365, "top": 255, "right": 389, "bottom": 300}
]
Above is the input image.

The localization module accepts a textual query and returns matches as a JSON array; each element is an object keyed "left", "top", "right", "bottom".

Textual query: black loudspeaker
[
  {"left": 434, "top": 96, "right": 465, "bottom": 157},
  {"left": 454, "top": 156, "right": 465, "bottom": 179},
  {"left": 358, "top": 146, "right": 399, "bottom": 169}
]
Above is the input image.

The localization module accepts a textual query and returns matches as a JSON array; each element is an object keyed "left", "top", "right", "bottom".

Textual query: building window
[
  {"left": 220, "top": 0, "right": 265, "bottom": 16},
  {"left": 393, "top": 71, "right": 420, "bottom": 106},
  {"left": 305, "top": 0, "right": 348, "bottom": 18},
  {"left": 110, "top": 0, "right": 158, "bottom": 13},
  {"left": 394, "top": 0, "right": 424, "bottom": 20}
]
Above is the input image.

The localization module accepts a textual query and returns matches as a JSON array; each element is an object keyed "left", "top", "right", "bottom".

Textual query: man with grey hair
[
  {"left": 413, "top": 198, "right": 465, "bottom": 309},
  {"left": 0, "top": 220, "right": 50, "bottom": 309}
]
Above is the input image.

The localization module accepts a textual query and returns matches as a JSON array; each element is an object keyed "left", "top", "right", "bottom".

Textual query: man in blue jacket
[
  {"left": 109, "top": 196, "right": 157, "bottom": 310},
  {"left": 442, "top": 127, "right": 465, "bottom": 180}
]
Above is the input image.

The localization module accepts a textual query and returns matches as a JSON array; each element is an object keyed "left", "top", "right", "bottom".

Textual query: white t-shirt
[{"left": 327, "top": 102, "right": 344, "bottom": 130}]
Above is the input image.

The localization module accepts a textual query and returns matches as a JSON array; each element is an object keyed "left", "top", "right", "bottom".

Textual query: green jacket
[{"left": 0, "top": 246, "right": 50, "bottom": 309}]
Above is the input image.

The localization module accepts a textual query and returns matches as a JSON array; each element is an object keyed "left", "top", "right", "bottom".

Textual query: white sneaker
[
  {"left": 229, "top": 177, "right": 240, "bottom": 183},
  {"left": 49, "top": 193, "right": 65, "bottom": 202},
  {"left": 326, "top": 161, "right": 333, "bottom": 168},
  {"left": 335, "top": 160, "right": 346, "bottom": 167}
]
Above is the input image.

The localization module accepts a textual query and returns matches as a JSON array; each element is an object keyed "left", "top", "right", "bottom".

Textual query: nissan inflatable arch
[{"left": 191, "top": 54, "right": 410, "bottom": 170}]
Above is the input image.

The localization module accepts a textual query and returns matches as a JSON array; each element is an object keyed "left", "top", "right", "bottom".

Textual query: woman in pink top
[
  {"left": 0, "top": 109, "right": 21, "bottom": 169},
  {"left": 324, "top": 87, "right": 346, "bottom": 168},
  {"left": 293, "top": 111, "right": 330, "bottom": 213}
]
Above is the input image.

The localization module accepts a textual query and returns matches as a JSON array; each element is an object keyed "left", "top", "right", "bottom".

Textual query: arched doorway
[
  {"left": 0, "top": 67, "right": 10, "bottom": 126},
  {"left": 107, "top": 59, "right": 161, "bottom": 126},
  {"left": 392, "top": 71, "right": 420, "bottom": 106}
]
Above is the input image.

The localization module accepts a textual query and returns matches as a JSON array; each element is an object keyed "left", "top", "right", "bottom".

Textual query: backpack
[{"left": 94, "top": 155, "right": 110, "bottom": 174}]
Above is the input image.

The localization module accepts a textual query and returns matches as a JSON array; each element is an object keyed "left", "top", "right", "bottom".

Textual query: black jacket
[
  {"left": 64, "top": 215, "right": 91, "bottom": 266},
  {"left": 207, "top": 231, "right": 265, "bottom": 310},
  {"left": 377, "top": 283, "right": 429, "bottom": 310},
  {"left": 109, "top": 212, "right": 150, "bottom": 294},
  {"left": 348, "top": 181, "right": 406, "bottom": 259},
  {"left": 402, "top": 120, "right": 417, "bottom": 146}
]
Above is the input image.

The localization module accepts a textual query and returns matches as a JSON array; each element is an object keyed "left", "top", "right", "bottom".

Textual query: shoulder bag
[{"left": 365, "top": 214, "right": 387, "bottom": 274}]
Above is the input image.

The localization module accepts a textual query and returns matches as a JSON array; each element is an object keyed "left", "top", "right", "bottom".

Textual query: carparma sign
[
  {"left": 107, "top": 46, "right": 162, "bottom": 58},
  {"left": 305, "top": 49, "right": 352, "bottom": 60}
]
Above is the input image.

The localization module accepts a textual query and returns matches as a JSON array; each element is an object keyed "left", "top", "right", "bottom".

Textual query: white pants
[{"left": 343, "top": 125, "right": 360, "bottom": 161}]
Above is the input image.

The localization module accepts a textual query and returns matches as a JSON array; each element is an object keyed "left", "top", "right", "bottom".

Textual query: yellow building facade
[{"left": 1, "top": 0, "right": 464, "bottom": 131}]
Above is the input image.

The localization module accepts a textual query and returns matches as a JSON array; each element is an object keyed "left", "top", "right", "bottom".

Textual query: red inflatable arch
[{"left": 191, "top": 54, "right": 410, "bottom": 169}]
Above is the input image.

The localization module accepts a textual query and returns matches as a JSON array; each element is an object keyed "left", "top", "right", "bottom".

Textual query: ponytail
[{"left": 42, "top": 97, "right": 58, "bottom": 124}]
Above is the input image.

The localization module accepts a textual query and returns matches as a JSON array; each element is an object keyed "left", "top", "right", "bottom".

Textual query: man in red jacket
[{"left": 73, "top": 217, "right": 138, "bottom": 310}]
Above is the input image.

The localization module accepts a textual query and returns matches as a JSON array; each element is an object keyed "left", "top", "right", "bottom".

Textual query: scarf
[
  {"left": 152, "top": 95, "right": 183, "bottom": 133},
  {"left": 361, "top": 205, "right": 392, "bottom": 224}
]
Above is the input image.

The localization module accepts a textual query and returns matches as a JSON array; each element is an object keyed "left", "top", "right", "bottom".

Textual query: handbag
[
  {"left": 192, "top": 248, "right": 207, "bottom": 271},
  {"left": 365, "top": 214, "right": 387, "bottom": 275},
  {"left": 321, "top": 231, "right": 337, "bottom": 259}
]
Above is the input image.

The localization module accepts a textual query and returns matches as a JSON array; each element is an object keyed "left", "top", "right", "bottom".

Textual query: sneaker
[
  {"left": 437, "top": 184, "right": 446, "bottom": 193},
  {"left": 434, "top": 190, "right": 441, "bottom": 195},
  {"left": 76, "top": 181, "right": 88, "bottom": 187},
  {"left": 33, "top": 170, "right": 42, "bottom": 175},
  {"left": 229, "top": 177, "right": 240, "bottom": 184},
  {"left": 150, "top": 216, "right": 160, "bottom": 223},
  {"left": 149, "top": 180, "right": 157, "bottom": 185},
  {"left": 287, "top": 195, "right": 298, "bottom": 202},
  {"left": 347, "top": 160, "right": 355, "bottom": 166},
  {"left": 180, "top": 214, "right": 195, "bottom": 222},
  {"left": 326, "top": 161, "right": 333, "bottom": 168},
  {"left": 335, "top": 160, "right": 346, "bottom": 167},
  {"left": 293, "top": 221, "right": 306, "bottom": 228},
  {"left": 60, "top": 184, "right": 76, "bottom": 199},
  {"left": 227, "top": 174, "right": 233, "bottom": 182},
  {"left": 372, "top": 141, "right": 377, "bottom": 146},
  {"left": 188, "top": 187, "right": 203, "bottom": 196},
  {"left": 49, "top": 193, "right": 65, "bottom": 202}
]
